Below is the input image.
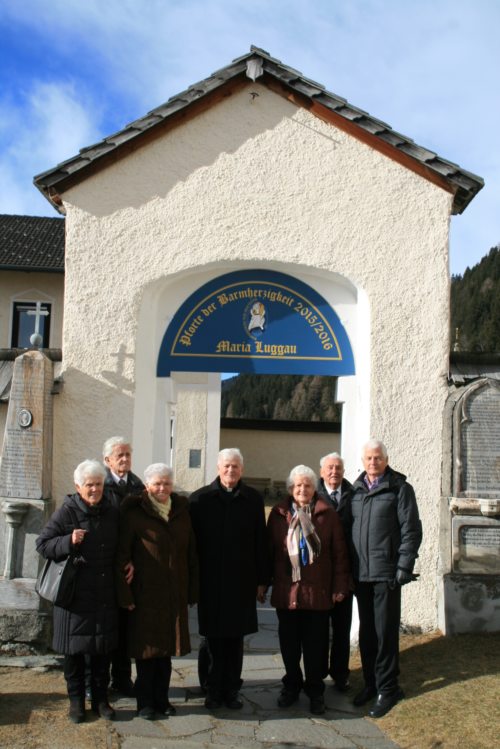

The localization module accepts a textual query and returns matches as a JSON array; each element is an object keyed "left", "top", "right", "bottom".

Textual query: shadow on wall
[
  {"left": 71, "top": 86, "right": 341, "bottom": 218},
  {"left": 52, "top": 365, "right": 136, "bottom": 502}
]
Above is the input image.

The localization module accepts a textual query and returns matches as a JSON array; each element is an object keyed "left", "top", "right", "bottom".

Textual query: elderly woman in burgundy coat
[
  {"left": 267, "top": 464, "right": 351, "bottom": 716},
  {"left": 116, "top": 463, "right": 198, "bottom": 720}
]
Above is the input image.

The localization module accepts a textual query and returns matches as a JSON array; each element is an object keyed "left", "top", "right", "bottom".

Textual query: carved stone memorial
[
  {"left": 0, "top": 350, "right": 55, "bottom": 646},
  {"left": 440, "top": 378, "right": 500, "bottom": 634}
]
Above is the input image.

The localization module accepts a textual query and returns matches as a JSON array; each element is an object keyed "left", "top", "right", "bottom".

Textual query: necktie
[
  {"left": 331, "top": 490, "right": 338, "bottom": 508},
  {"left": 118, "top": 479, "right": 126, "bottom": 489}
]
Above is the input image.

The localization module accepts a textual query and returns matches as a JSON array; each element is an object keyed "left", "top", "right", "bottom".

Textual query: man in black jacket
[
  {"left": 102, "top": 436, "right": 145, "bottom": 696},
  {"left": 189, "top": 448, "right": 268, "bottom": 711},
  {"left": 351, "top": 440, "right": 422, "bottom": 718},
  {"left": 317, "top": 452, "right": 353, "bottom": 692}
]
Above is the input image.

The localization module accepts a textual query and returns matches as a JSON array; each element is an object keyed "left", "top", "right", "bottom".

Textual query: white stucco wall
[{"left": 54, "top": 82, "right": 451, "bottom": 629}]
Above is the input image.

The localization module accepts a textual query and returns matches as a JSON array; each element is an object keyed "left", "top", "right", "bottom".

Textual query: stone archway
[{"left": 132, "top": 265, "right": 368, "bottom": 491}]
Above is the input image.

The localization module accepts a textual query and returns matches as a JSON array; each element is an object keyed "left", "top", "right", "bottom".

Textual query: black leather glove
[{"left": 395, "top": 568, "right": 414, "bottom": 586}]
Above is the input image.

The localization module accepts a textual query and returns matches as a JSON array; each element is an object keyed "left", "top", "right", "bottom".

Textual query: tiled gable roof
[
  {"left": 34, "top": 46, "right": 483, "bottom": 215},
  {"left": 0, "top": 214, "right": 65, "bottom": 272}
]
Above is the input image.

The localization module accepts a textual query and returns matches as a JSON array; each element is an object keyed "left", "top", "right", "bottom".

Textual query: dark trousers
[
  {"left": 205, "top": 636, "right": 244, "bottom": 699},
  {"left": 277, "top": 609, "right": 329, "bottom": 698},
  {"left": 328, "top": 593, "right": 353, "bottom": 685},
  {"left": 111, "top": 608, "right": 132, "bottom": 686},
  {"left": 135, "top": 656, "right": 172, "bottom": 712},
  {"left": 64, "top": 653, "right": 110, "bottom": 703},
  {"left": 355, "top": 581, "right": 401, "bottom": 695}
]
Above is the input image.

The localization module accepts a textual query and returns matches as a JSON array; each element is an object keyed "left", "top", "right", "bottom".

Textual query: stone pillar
[{"left": 0, "top": 351, "right": 55, "bottom": 647}]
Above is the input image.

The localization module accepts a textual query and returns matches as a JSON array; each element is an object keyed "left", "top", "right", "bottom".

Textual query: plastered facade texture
[{"left": 55, "top": 83, "right": 451, "bottom": 629}]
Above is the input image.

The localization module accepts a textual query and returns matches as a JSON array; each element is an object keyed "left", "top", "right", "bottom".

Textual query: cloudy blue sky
[{"left": 0, "top": 0, "right": 497, "bottom": 275}]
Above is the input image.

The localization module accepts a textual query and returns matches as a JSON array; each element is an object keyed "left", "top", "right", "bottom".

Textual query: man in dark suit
[
  {"left": 189, "top": 448, "right": 268, "bottom": 711},
  {"left": 103, "top": 437, "right": 144, "bottom": 510},
  {"left": 102, "top": 436, "right": 144, "bottom": 696},
  {"left": 317, "top": 452, "right": 353, "bottom": 692}
]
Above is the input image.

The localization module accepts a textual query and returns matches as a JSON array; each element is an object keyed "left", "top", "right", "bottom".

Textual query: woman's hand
[
  {"left": 71, "top": 529, "right": 87, "bottom": 545},
  {"left": 257, "top": 585, "right": 267, "bottom": 603},
  {"left": 332, "top": 592, "right": 345, "bottom": 604}
]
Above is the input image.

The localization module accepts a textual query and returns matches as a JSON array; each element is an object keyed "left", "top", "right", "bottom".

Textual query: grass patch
[{"left": 349, "top": 630, "right": 500, "bottom": 749}]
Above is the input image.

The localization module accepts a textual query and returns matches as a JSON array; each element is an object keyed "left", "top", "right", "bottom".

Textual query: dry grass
[
  {"left": 349, "top": 630, "right": 500, "bottom": 749},
  {"left": 0, "top": 631, "right": 498, "bottom": 749}
]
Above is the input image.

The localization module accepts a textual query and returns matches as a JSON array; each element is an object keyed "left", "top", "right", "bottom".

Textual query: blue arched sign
[{"left": 157, "top": 270, "right": 355, "bottom": 376}]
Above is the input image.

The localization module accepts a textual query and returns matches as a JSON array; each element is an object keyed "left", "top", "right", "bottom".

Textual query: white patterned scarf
[{"left": 286, "top": 504, "right": 321, "bottom": 582}]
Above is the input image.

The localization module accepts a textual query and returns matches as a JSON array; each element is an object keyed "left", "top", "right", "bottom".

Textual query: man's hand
[
  {"left": 395, "top": 568, "right": 414, "bottom": 586},
  {"left": 257, "top": 585, "right": 267, "bottom": 603},
  {"left": 332, "top": 592, "right": 345, "bottom": 604},
  {"left": 124, "top": 561, "right": 134, "bottom": 585}
]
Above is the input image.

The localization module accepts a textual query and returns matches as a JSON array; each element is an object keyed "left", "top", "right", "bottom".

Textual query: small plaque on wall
[{"left": 189, "top": 449, "right": 201, "bottom": 468}]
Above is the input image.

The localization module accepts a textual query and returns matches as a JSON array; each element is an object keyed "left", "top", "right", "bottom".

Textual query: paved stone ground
[{"left": 108, "top": 604, "right": 400, "bottom": 749}]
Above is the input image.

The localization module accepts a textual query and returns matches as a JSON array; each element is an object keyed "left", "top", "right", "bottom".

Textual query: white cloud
[
  {"left": 0, "top": 81, "right": 100, "bottom": 215},
  {"left": 0, "top": 0, "right": 498, "bottom": 270}
]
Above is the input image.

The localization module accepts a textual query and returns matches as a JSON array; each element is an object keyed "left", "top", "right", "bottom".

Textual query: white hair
[
  {"left": 102, "top": 436, "right": 131, "bottom": 459},
  {"left": 74, "top": 459, "right": 106, "bottom": 486},
  {"left": 362, "top": 439, "right": 388, "bottom": 459},
  {"left": 286, "top": 464, "right": 318, "bottom": 491},
  {"left": 319, "top": 452, "right": 344, "bottom": 468},
  {"left": 144, "top": 463, "right": 173, "bottom": 484},
  {"left": 217, "top": 448, "right": 244, "bottom": 466}
]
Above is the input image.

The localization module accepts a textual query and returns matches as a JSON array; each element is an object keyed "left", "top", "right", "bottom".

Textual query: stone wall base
[
  {"left": 0, "top": 609, "right": 52, "bottom": 653},
  {"left": 441, "top": 574, "right": 500, "bottom": 635}
]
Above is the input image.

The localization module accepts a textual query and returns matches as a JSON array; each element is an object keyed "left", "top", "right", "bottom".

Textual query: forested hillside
[
  {"left": 221, "top": 374, "right": 340, "bottom": 422},
  {"left": 450, "top": 246, "right": 500, "bottom": 352},
  {"left": 222, "top": 247, "right": 499, "bottom": 421}
]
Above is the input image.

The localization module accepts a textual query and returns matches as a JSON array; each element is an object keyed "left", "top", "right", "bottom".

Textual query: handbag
[{"left": 35, "top": 506, "right": 80, "bottom": 608}]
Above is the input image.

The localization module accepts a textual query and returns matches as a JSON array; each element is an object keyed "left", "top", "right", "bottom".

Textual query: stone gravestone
[
  {"left": 441, "top": 378, "right": 500, "bottom": 634},
  {"left": 0, "top": 350, "right": 54, "bottom": 647}
]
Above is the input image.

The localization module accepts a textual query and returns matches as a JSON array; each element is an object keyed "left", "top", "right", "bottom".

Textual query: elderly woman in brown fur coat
[{"left": 116, "top": 463, "right": 198, "bottom": 720}]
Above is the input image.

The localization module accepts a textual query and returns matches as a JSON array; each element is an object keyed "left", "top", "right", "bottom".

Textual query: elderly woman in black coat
[{"left": 36, "top": 459, "right": 120, "bottom": 724}]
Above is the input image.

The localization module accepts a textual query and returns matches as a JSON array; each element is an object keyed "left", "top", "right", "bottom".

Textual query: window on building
[{"left": 11, "top": 301, "right": 52, "bottom": 348}]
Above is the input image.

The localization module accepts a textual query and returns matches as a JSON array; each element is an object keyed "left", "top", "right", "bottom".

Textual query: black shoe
[
  {"left": 164, "top": 701, "right": 177, "bottom": 716},
  {"left": 155, "top": 701, "right": 176, "bottom": 716},
  {"left": 204, "top": 695, "right": 223, "bottom": 709},
  {"left": 92, "top": 701, "right": 116, "bottom": 720},
  {"left": 68, "top": 700, "right": 85, "bottom": 724},
  {"left": 277, "top": 689, "right": 299, "bottom": 708},
  {"left": 353, "top": 685, "right": 377, "bottom": 706},
  {"left": 225, "top": 692, "right": 243, "bottom": 709},
  {"left": 111, "top": 680, "right": 135, "bottom": 697},
  {"left": 310, "top": 696, "right": 326, "bottom": 715},
  {"left": 334, "top": 680, "right": 350, "bottom": 693},
  {"left": 368, "top": 688, "right": 405, "bottom": 718},
  {"left": 138, "top": 706, "right": 155, "bottom": 720}
]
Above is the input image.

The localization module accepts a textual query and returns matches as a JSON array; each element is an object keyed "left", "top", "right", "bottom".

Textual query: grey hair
[
  {"left": 102, "top": 436, "right": 131, "bottom": 459},
  {"left": 74, "top": 459, "right": 106, "bottom": 486},
  {"left": 319, "top": 452, "right": 344, "bottom": 468},
  {"left": 144, "top": 463, "right": 173, "bottom": 484},
  {"left": 218, "top": 448, "right": 244, "bottom": 466},
  {"left": 286, "top": 464, "right": 318, "bottom": 491},
  {"left": 362, "top": 439, "right": 388, "bottom": 459}
]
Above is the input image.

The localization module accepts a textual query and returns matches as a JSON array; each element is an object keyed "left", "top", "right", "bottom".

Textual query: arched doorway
[{"left": 133, "top": 266, "right": 368, "bottom": 491}]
